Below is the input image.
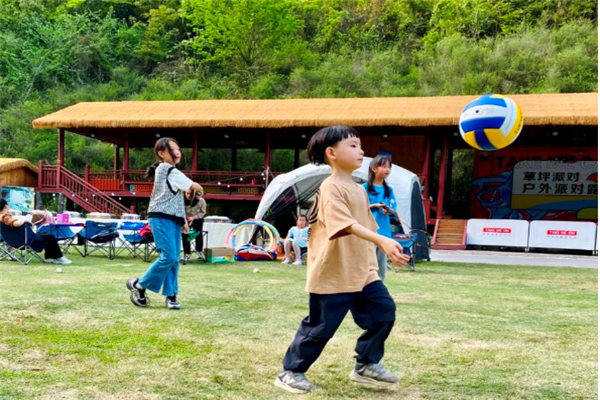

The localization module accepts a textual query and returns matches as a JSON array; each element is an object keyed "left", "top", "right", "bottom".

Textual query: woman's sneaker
[
  {"left": 349, "top": 363, "right": 398, "bottom": 388},
  {"left": 53, "top": 256, "right": 72, "bottom": 265},
  {"left": 126, "top": 278, "right": 148, "bottom": 307},
  {"left": 274, "top": 370, "right": 314, "bottom": 394},
  {"left": 165, "top": 296, "right": 181, "bottom": 310}
]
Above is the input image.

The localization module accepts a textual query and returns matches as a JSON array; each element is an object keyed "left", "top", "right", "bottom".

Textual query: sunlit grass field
[{"left": 0, "top": 255, "right": 597, "bottom": 400}]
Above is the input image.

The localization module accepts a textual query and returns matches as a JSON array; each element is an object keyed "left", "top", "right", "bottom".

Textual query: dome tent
[{"left": 255, "top": 157, "right": 429, "bottom": 261}]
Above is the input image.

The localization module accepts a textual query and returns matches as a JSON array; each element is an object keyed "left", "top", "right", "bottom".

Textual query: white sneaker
[
  {"left": 53, "top": 257, "right": 72, "bottom": 265},
  {"left": 281, "top": 259, "right": 291, "bottom": 265},
  {"left": 293, "top": 260, "right": 303, "bottom": 266},
  {"left": 44, "top": 258, "right": 56, "bottom": 263}
]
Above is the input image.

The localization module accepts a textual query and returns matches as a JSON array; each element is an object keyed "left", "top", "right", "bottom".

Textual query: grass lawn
[{"left": 0, "top": 255, "right": 597, "bottom": 400}]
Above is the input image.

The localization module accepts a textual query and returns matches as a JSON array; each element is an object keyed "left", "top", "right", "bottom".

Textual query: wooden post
[
  {"left": 264, "top": 131, "right": 271, "bottom": 186},
  {"left": 123, "top": 134, "right": 130, "bottom": 192},
  {"left": 192, "top": 131, "right": 199, "bottom": 172},
  {"left": 37, "top": 160, "right": 43, "bottom": 191},
  {"left": 436, "top": 134, "right": 449, "bottom": 220},
  {"left": 114, "top": 145, "right": 120, "bottom": 179},
  {"left": 421, "top": 131, "right": 432, "bottom": 199},
  {"left": 123, "top": 135, "right": 130, "bottom": 170},
  {"left": 58, "top": 129, "right": 65, "bottom": 166}
]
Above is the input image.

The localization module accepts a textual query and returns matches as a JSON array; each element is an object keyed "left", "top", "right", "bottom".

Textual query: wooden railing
[
  {"left": 39, "top": 162, "right": 130, "bottom": 216},
  {"left": 85, "top": 168, "right": 281, "bottom": 195}
]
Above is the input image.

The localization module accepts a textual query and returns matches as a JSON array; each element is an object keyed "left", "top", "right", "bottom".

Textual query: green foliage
[{"left": 0, "top": 0, "right": 596, "bottom": 174}]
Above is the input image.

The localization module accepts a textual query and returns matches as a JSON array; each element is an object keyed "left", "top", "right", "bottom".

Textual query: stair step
[
  {"left": 437, "top": 232, "right": 464, "bottom": 237},
  {"left": 438, "top": 229, "right": 464, "bottom": 234}
]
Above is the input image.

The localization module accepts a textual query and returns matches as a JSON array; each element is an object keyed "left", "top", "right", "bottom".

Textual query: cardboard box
[{"left": 205, "top": 247, "right": 235, "bottom": 264}]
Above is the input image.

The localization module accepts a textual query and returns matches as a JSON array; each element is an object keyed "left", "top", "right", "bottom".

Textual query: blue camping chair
[
  {"left": 76, "top": 221, "right": 119, "bottom": 259},
  {"left": 0, "top": 223, "right": 45, "bottom": 265},
  {"left": 390, "top": 230, "right": 421, "bottom": 272},
  {"left": 116, "top": 222, "right": 158, "bottom": 262}
]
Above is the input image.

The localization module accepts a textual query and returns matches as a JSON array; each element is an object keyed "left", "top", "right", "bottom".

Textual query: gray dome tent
[{"left": 255, "top": 157, "right": 429, "bottom": 261}]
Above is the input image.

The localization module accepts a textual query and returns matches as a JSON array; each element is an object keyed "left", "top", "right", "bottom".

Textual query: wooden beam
[
  {"left": 436, "top": 134, "right": 449, "bottom": 220},
  {"left": 421, "top": 131, "right": 432, "bottom": 199},
  {"left": 192, "top": 131, "right": 199, "bottom": 172},
  {"left": 114, "top": 145, "right": 120, "bottom": 179},
  {"left": 264, "top": 131, "right": 271, "bottom": 170},
  {"left": 123, "top": 133, "right": 130, "bottom": 170},
  {"left": 58, "top": 129, "right": 65, "bottom": 165}
]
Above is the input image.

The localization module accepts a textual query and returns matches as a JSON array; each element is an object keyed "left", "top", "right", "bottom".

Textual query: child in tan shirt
[{"left": 275, "top": 125, "right": 409, "bottom": 394}]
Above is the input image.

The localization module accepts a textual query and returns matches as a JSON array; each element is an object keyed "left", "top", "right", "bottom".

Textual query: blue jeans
[{"left": 138, "top": 218, "right": 181, "bottom": 297}]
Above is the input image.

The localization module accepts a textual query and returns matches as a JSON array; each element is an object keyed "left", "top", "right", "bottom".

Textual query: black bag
[{"left": 385, "top": 206, "right": 401, "bottom": 226}]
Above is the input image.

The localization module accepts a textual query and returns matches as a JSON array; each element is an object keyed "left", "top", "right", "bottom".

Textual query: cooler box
[{"left": 205, "top": 247, "right": 235, "bottom": 264}]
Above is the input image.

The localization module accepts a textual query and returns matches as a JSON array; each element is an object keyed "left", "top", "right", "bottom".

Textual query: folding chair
[
  {"left": 116, "top": 222, "right": 157, "bottom": 262},
  {"left": 37, "top": 225, "right": 78, "bottom": 254},
  {"left": 0, "top": 224, "right": 45, "bottom": 265},
  {"left": 76, "top": 221, "right": 119, "bottom": 260},
  {"left": 0, "top": 232, "right": 12, "bottom": 261}
]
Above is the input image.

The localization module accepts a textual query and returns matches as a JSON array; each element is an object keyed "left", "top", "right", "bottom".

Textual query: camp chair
[
  {"left": 116, "top": 222, "right": 157, "bottom": 262},
  {"left": 37, "top": 224, "right": 78, "bottom": 254},
  {"left": 388, "top": 230, "right": 426, "bottom": 272},
  {"left": 76, "top": 221, "right": 119, "bottom": 260},
  {"left": 0, "top": 224, "right": 45, "bottom": 265},
  {"left": 0, "top": 232, "right": 12, "bottom": 261}
]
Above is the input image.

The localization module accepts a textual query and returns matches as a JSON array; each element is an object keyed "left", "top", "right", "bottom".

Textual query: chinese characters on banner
[{"left": 511, "top": 161, "right": 598, "bottom": 214}]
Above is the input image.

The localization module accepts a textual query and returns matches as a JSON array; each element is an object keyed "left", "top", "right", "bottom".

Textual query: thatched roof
[
  {"left": 32, "top": 93, "right": 597, "bottom": 130},
  {"left": 0, "top": 158, "right": 38, "bottom": 174}
]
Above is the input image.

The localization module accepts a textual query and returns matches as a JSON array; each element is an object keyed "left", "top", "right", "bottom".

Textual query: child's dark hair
[
  {"left": 184, "top": 191, "right": 200, "bottom": 207},
  {"left": 367, "top": 155, "right": 392, "bottom": 198},
  {"left": 146, "top": 137, "right": 180, "bottom": 179},
  {"left": 307, "top": 125, "right": 360, "bottom": 165}
]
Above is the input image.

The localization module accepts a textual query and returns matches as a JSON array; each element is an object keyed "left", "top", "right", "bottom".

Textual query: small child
[
  {"left": 281, "top": 215, "right": 308, "bottom": 266},
  {"left": 126, "top": 137, "right": 203, "bottom": 310},
  {"left": 274, "top": 126, "right": 409, "bottom": 394},
  {"left": 364, "top": 155, "right": 397, "bottom": 281}
]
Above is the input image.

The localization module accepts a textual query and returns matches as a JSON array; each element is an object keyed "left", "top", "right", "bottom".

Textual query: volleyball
[{"left": 459, "top": 94, "right": 523, "bottom": 151}]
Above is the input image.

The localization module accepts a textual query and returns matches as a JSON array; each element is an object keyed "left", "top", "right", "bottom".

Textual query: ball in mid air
[{"left": 459, "top": 94, "right": 523, "bottom": 151}]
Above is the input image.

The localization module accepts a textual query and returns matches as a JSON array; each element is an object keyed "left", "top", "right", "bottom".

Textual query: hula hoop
[{"left": 225, "top": 219, "right": 280, "bottom": 252}]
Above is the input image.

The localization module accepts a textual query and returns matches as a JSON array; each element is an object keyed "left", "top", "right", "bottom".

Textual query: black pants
[
  {"left": 37, "top": 233, "right": 63, "bottom": 259},
  {"left": 182, "top": 218, "right": 204, "bottom": 255},
  {"left": 282, "top": 280, "right": 396, "bottom": 373}
]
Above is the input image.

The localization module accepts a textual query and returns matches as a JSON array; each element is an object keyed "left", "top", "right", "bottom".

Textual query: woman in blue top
[{"left": 363, "top": 155, "right": 397, "bottom": 281}]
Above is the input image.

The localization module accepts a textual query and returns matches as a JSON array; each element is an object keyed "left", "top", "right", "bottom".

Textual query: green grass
[{"left": 0, "top": 255, "right": 597, "bottom": 400}]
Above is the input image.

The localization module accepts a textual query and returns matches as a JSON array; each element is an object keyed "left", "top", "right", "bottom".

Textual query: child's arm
[{"left": 346, "top": 223, "right": 410, "bottom": 267}]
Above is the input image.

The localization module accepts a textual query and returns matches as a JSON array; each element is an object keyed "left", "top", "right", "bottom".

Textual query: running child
[{"left": 275, "top": 125, "right": 409, "bottom": 394}]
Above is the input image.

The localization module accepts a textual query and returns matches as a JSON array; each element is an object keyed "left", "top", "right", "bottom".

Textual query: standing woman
[
  {"left": 182, "top": 190, "right": 207, "bottom": 262},
  {"left": 363, "top": 155, "right": 397, "bottom": 282},
  {"left": 126, "top": 138, "right": 203, "bottom": 310}
]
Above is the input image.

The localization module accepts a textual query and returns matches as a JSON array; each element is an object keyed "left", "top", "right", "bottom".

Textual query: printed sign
[
  {"left": 467, "top": 219, "right": 529, "bottom": 247},
  {"left": 529, "top": 221, "right": 596, "bottom": 251}
]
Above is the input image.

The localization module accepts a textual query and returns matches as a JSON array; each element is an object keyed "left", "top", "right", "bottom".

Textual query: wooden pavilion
[{"left": 32, "top": 93, "right": 598, "bottom": 244}]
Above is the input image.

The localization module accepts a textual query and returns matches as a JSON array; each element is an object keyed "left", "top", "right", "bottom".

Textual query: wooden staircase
[
  {"left": 432, "top": 219, "right": 467, "bottom": 250},
  {"left": 38, "top": 163, "right": 130, "bottom": 217}
]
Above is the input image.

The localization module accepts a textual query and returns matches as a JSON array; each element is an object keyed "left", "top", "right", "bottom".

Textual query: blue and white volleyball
[{"left": 459, "top": 94, "right": 523, "bottom": 151}]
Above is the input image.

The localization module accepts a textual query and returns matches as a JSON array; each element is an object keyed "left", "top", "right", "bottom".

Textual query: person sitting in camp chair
[
  {"left": 281, "top": 215, "right": 308, "bottom": 266},
  {"left": 0, "top": 199, "right": 72, "bottom": 265}
]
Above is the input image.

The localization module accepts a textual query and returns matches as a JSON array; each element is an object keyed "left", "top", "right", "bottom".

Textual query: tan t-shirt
[{"left": 305, "top": 177, "right": 380, "bottom": 294}]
